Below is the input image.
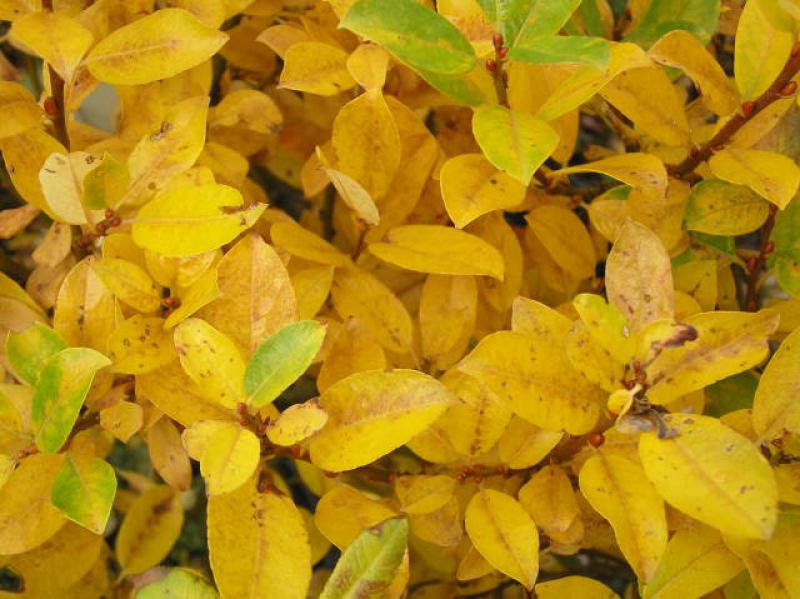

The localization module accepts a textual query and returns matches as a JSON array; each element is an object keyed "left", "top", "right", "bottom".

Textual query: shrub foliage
[{"left": 0, "top": 0, "right": 799, "bottom": 597}]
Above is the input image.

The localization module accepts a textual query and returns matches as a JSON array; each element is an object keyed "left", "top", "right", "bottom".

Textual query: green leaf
[
  {"left": 509, "top": 35, "right": 611, "bottom": 70},
  {"left": 705, "top": 372, "right": 758, "bottom": 418},
  {"left": 625, "top": 0, "right": 722, "bottom": 47},
  {"left": 5, "top": 322, "right": 67, "bottom": 386},
  {"left": 319, "top": 517, "right": 408, "bottom": 599},
  {"left": 32, "top": 348, "right": 111, "bottom": 453},
  {"left": 340, "top": 0, "right": 476, "bottom": 75},
  {"left": 244, "top": 320, "right": 327, "bottom": 407},
  {"left": 769, "top": 197, "right": 800, "bottom": 298},
  {"left": 472, "top": 105, "right": 559, "bottom": 185},
  {"left": 82, "top": 153, "right": 130, "bottom": 209},
  {"left": 136, "top": 569, "right": 219, "bottom": 599},
  {"left": 51, "top": 452, "right": 117, "bottom": 534},
  {"left": 478, "top": 0, "right": 582, "bottom": 46}
]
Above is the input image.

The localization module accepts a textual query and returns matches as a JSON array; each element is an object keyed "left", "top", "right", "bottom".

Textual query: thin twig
[
  {"left": 744, "top": 205, "right": 778, "bottom": 311},
  {"left": 670, "top": 45, "right": 800, "bottom": 178}
]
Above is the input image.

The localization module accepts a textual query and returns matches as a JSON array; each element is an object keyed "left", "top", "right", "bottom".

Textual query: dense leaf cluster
[{"left": 0, "top": 0, "right": 799, "bottom": 598}]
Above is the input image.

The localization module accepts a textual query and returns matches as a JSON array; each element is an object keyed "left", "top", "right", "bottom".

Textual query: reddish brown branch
[
  {"left": 670, "top": 45, "right": 800, "bottom": 178},
  {"left": 42, "top": 0, "right": 69, "bottom": 149},
  {"left": 744, "top": 206, "right": 778, "bottom": 312}
]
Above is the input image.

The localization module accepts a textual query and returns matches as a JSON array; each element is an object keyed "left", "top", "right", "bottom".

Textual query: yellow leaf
[
  {"left": 645, "top": 310, "right": 779, "bottom": 404},
  {"left": 208, "top": 474, "right": 311, "bottom": 598},
  {"left": 536, "top": 576, "right": 619, "bottom": 599},
  {"left": 369, "top": 225, "right": 504, "bottom": 279},
  {"left": 753, "top": 325, "right": 800, "bottom": 440},
  {"left": 267, "top": 400, "right": 329, "bottom": 447},
  {"left": 519, "top": 465, "right": 579, "bottom": 535},
  {"left": 395, "top": 475, "right": 456, "bottom": 515},
  {"left": 309, "top": 369, "right": 454, "bottom": 471},
  {"left": 579, "top": 453, "right": 668, "bottom": 581},
  {"left": 99, "top": 401, "right": 143, "bottom": 443},
  {"left": 256, "top": 23, "right": 310, "bottom": 58},
  {"left": 94, "top": 258, "right": 162, "bottom": 313},
  {"left": 605, "top": 219, "right": 674, "bottom": 333},
  {"left": 639, "top": 414, "right": 778, "bottom": 540},
  {"left": 332, "top": 92, "right": 400, "bottom": 199},
  {"left": 331, "top": 267, "right": 413, "bottom": 354},
  {"left": 553, "top": 153, "right": 668, "bottom": 200},
  {"left": 11, "top": 11, "right": 93, "bottom": 80},
  {"left": 291, "top": 265, "right": 334, "bottom": 320},
  {"left": 174, "top": 318, "right": 246, "bottom": 409},
  {"left": 709, "top": 148, "right": 800, "bottom": 209},
  {"left": 347, "top": 43, "right": 390, "bottom": 91},
  {"left": 0, "top": 453, "right": 66, "bottom": 555},
  {"left": 599, "top": 65, "right": 691, "bottom": 147},
  {"left": 497, "top": 416, "right": 563, "bottom": 469},
  {"left": 133, "top": 183, "right": 265, "bottom": 257},
  {"left": 210, "top": 89, "right": 282, "bottom": 135},
  {"left": 85, "top": 8, "right": 227, "bottom": 85},
  {"left": 457, "top": 331, "right": 604, "bottom": 435},
  {"left": 527, "top": 205, "right": 596, "bottom": 280},
  {"left": 648, "top": 30, "right": 739, "bottom": 116},
  {"left": 684, "top": 180, "right": 771, "bottom": 236},
  {"left": 201, "top": 422, "right": 260, "bottom": 495},
  {"left": 320, "top": 159, "right": 380, "bottom": 226},
  {"left": 116, "top": 485, "right": 184, "bottom": 574},
  {"left": 146, "top": 417, "right": 192, "bottom": 492},
  {"left": 38, "top": 151, "right": 98, "bottom": 225},
  {"left": 278, "top": 41, "right": 356, "bottom": 96},
  {"left": 643, "top": 523, "right": 744, "bottom": 599},
  {"left": 465, "top": 489, "right": 539, "bottom": 589},
  {"left": 735, "top": 0, "right": 793, "bottom": 100},
  {"left": 317, "top": 317, "right": 386, "bottom": 392},
  {"left": 419, "top": 275, "right": 477, "bottom": 361},
  {"left": 271, "top": 220, "right": 352, "bottom": 267},
  {"left": 164, "top": 267, "right": 220, "bottom": 329},
  {"left": 108, "top": 315, "right": 175, "bottom": 374},
  {"left": 573, "top": 293, "right": 636, "bottom": 364},
  {"left": 137, "top": 362, "right": 234, "bottom": 427},
  {"left": 0, "top": 82, "right": 44, "bottom": 140},
  {"left": 197, "top": 234, "right": 297, "bottom": 354},
  {"left": 54, "top": 257, "right": 119, "bottom": 352},
  {"left": 673, "top": 260, "right": 717, "bottom": 312},
  {"left": 440, "top": 154, "right": 526, "bottom": 228},
  {"left": 123, "top": 96, "right": 210, "bottom": 207},
  {"left": 315, "top": 484, "right": 397, "bottom": 549},
  {"left": 1, "top": 128, "right": 66, "bottom": 214},
  {"left": 467, "top": 212, "right": 524, "bottom": 312},
  {"left": 724, "top": 511, "right": 800, "bottom": 598}
]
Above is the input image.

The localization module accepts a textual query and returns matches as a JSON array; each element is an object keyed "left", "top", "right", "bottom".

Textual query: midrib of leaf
[
  {"left": 379, "top": 240, "right": 501, "bottom": 277},
  {"left": 483, "top": 493, "right": 532, "bottom": 584},
  {"left": 85, "top": 40, "right": 184, "bottom": 65}
]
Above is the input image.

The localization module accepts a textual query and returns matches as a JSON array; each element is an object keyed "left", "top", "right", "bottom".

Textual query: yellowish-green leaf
[
  {"left": 116, "top": 485, "right": 184, "bottom": 575},
  {"left": 319, "top": 517, "right": 408, "bottom": 599},
  {"left": 440, "top": 154, "right": 526, "bottom": 228},
  {"left": 245, "top": 320, "right": 325, "bottom": 407},
  {"left": 85, "top": 8, "right": 228, "bottom": 85},
  {"left": 643, "top": 523, "right": 743, "bottom": 599},
  {"left": 645, "top": 310, "right": 779, "bottom": 404},
  {"left": 32, "top": 348, "right": 111, "bottom": 453},
  {"left": 278, "top": 41, "right": 356, "bottom": 96},
  {"left": 605, "top": 219, "right": 674, "bottom": 333},
  {"left": 579, "top": 453, "right": 667, "bottom": 581},
  {"left": 684, "top": 180, "right": 770, "bottom": 236},
  {"left": 465, "top": 489, "right": 539, "bottom": 589},
  {"left": 639, "top": 414, "right": 778, "bottom": 540},
  {"left": 208, "top": 474, "right": 311, "bottom": 598},
  {"left": 472, "top": 105, "right": 559, "bottom": 185},
  {"left": 132, "top": 183, "right": 265, "bottom": 257},
  {"left": 5, "top": 322, "right": 67, "bottom": 386},
  {"left": 369, "top": 225, "right": 504, "bottom": 280},
  {"left": 11, "top": 11, "right": 93, "bottom": 80},
  {"left": 753, "top": 325, "right": 800, "bottom": 440},
  {"left": 51, "top": 452, "right": 116, "bottom": 535},
  {"left": 309, "top": 370, "right": 454, "bottom": 471},
  {"left": 710, "top": 148, "right": 800, "bottom": 210},
  {"left": 174, "top": 318, "right": 246, "bottom": 409},
  {"left": 136, "top": 568, "right": 219, "bottom": 599},
  {"left": 82, "top": 153, "right": 129, "bottom": 210},
  {"left": 734, "top": 0, "right": 793, "bottom": 100}
]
